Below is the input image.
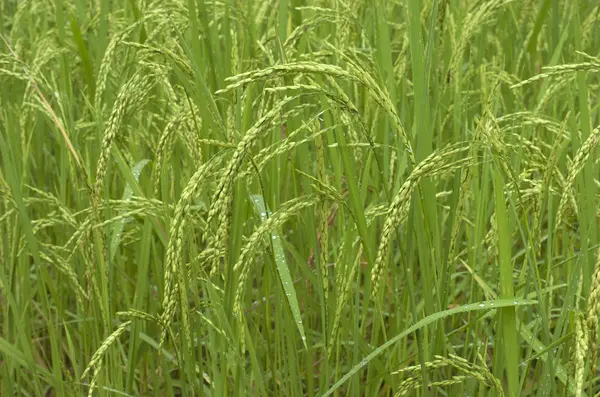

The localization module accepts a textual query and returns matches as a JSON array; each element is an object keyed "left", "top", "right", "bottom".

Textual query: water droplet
[{"left": 478, "top": 303, "right": 485, "bottom": 307}]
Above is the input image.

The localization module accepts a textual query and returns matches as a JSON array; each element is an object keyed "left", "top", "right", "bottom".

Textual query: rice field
[{"left": 0, "top": 0, "right": 599, "bottom": 396}]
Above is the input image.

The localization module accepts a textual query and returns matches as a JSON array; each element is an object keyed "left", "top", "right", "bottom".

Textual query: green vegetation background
[{"left": 0, "top": 0, "right": 599, "bottom": 396}]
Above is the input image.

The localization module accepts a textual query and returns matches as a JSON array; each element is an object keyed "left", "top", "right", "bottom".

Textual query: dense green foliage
[{"left": 1, "top": 0, "right": 599, "bottom": 396}]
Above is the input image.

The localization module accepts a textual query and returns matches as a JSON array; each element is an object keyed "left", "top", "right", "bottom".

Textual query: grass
[{"left": 0, "top": 0, "right": 599, "bottom": 396}]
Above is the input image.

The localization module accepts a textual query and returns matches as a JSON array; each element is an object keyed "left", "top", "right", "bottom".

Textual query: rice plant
[{"left": 0, "top": 0, "right": 599, "bottom": 396}]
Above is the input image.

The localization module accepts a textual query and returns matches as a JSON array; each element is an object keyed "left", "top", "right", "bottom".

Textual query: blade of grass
[
  {"left": 492, "top": 161, "right": 519, "bottom": 397},
  {"left": 250, "top": 194, "right": 307, "bottom": 348},
  {"left": 322, "top": 298, "right": 537, "bottom": 397}
]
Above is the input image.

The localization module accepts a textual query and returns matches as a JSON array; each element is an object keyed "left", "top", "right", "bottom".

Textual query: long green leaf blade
[
  {"left": 321, "top": 299, "right": 537, "bottom": 397},
  {"left": 250, "top": 194, "right": 307, "bottom": 348}
]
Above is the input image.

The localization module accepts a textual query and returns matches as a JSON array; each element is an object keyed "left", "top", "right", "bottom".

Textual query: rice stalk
[
  {"left": 555, "top": 126, "right": 600, "bottom": 231},
  {"left": 371, "top": 144, "right": 471, "bottom": 299},
  {"left": 159, "top": 157, "right": 222, "bottom": 350}
]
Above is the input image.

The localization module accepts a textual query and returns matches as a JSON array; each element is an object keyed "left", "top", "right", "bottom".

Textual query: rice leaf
[{"left": 250, "top": 194, "right": 308, "bottom": 348}]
